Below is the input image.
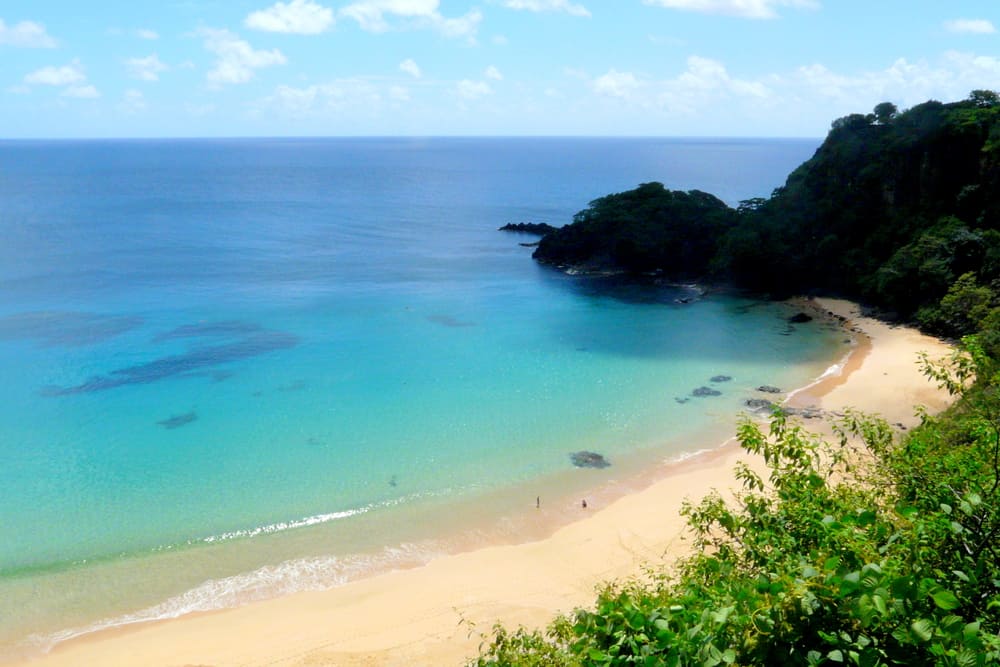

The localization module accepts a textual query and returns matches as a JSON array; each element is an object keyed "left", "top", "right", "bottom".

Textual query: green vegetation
[
  {"left": 474, "top": 94, "right": 1000, "bottom": 665},
  {"left": 473, "top": 328, "right": 1000, "bottom": 665},
  {"left": 534, "top": 184, "right": 738, "bottom": 277},
  {"left": 534, "top": 91, "right": 1000, "bottom": 337}
]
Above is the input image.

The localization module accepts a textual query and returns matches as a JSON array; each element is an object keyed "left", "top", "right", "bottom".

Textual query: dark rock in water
[
  {"left": 41, "top": 330, "right": 300, "bottom": 396},
  {"left": 757, "top": 385, "right": 782, "bottom": 393},
  {"left": 426, "top": 314, "right": 476, "bottom": 328},
  {"left": 744, "top": 400, "right": 829, "bottom": 420},
  {"left": 499, "top": 222, "right": 558, "bottom": 235},
  {"left": 153, "top": 320, "right": 263, "bottom": 342},
  {"left": 675, "top": 397, "right": 691, "bottom": 404},
  {"left": 0, "top": 311, "right": 142, "bottom": 348},
  {"left": 519, "top": 241, "right": 541, "bottom": 247},
  {"left": 788, "top": 312, "right": 813, "bottom": 324},
  {"left": 570, "top": 451, "right": 611, "bottom": 468},
  {"left": 788, "top": 406, "right": 824, "bottom": 419},
  {"left": 709, "top": 375, "right": 732, "bottom": 383},
  {"left": 745, "top": 398, "right": 776, "bottom": 412},
  {"left": 158, "top": 411, "right": 197, "bottom": 429},
  {"left": 692, "top": 386, "right": 722, "bottom": 397}
]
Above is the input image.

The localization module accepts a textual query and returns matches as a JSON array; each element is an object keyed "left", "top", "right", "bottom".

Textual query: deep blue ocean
[{"left": 0, "top": 137, "right": 843, "bottom": 656}]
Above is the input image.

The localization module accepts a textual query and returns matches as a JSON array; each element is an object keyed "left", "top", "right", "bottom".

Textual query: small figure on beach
[
  {"left": 581, "top": 499, "right": 588, "bottom": 509},
  {"left": 536, "top": 496, "right": 540, "bottom": 509}
]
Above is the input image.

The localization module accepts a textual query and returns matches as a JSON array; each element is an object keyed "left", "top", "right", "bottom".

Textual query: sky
[{"left": 2, "top": 0, "right": 1000, "bottom": 138}]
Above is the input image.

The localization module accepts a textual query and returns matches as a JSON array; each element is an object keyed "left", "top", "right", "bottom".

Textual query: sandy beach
[{"left": 14, "top": 298, "right": 955, "bottom": 667}]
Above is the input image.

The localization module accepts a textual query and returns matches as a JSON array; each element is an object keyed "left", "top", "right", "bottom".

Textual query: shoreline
[{"left": 12, "top": 297, "right": 954, "bottom": 667}]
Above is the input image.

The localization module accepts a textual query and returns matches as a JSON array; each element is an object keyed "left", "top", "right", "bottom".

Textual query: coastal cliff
[{"left": 527, "top": 91, "right": 1000, "bottom": 337}]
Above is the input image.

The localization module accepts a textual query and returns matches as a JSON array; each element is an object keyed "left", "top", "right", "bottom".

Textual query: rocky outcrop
[
  {"left": 499, "top": 222, "right": 559, "bottom": 235},
  {"left": 570, "top": 451, "right": 611, "bottom": 468}
]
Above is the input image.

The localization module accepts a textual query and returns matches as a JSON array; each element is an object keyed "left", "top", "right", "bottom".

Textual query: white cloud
[
  {"left": 589, "top": 57, "right": 769, "bottom": 114},
  {"left": 23, "top": 59, "right": 103, "bottom": 99},
  {"left": 62, "top": 84, "right": 100, "bottom": 99},
  {"left": 25, "top": 62, "right": 86, "bottom": 86},
  {"left": 676, "top": 55, "right": 768, "bottom": 97},
  {"left": 944, "top": 19, "right": 996, "bottom": 35},
  {"left": 340, "top": 0, "right": 481, "bottom": 39},
  {"left": 121, "top": 89, "right": 146, "bottom": 112},
  {"left": 643, "top": 0, "right": 819, "bottom": 19},
  {"left": 502, "top": 0, "right": 590, "bottom": 17},
  {"left": 198, "top": 28, "right": 287, "bottom": 86},
  {"left": 784, "top": 52, "right": 1000, "bottom": 108},
  {"left": 126, "top": 54, "right": 169, "bottom": 81},
  {"left": 245, "top": 0, "right": 334, "bottom": 34},
  {"left": 457, "top": 79, "right": 493, "bottom": 99},
  {"left": 485, "top": 65, "right": 503, "bottom": 80},
  {"left": 389, "top": 85, "right": 410, "bottom": 101},
  {"left": 399, "top": 58, "right": 422, "bottom": 78},
  {"left": 593, "top": 69, "right": 640, "bottom": 98},
  {"left": 136, "top": 28, "right": 160, "bottom": 40},
  {"left": 258, "top": 79, "right": 382, "bottom": 115},
  {"left": 435, "top": 10, "right": 482, "bottom": 39},
  {"left": 0, "top": 18, "right": 57, "bottom": 48}
]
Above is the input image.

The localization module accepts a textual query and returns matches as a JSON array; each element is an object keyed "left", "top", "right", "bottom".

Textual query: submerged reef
[
  {"left": 42, "top": 326, "right": 299, "bottom": 396},
  {"left": 0, "top": 311, "right": 142, "bottom": 347},
  {"left": 158, "top": 411, "right": 197, "bottom": 429},
  {"left": 570, "top": 451, "right": 611, "bottom": 469}
]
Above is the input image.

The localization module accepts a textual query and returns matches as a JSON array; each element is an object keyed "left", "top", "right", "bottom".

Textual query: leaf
[
  {"left": 588, "top": 648, "right": 609, "bottom": 661},
  {"left": 911, "top": 618, "right": 934, "bottom": 643},
  {"left": 931, "top": 589, "right": 960, "bottom": 610},
  {"left": 827, "top": 649, "right": 844, "bottom": 662}
]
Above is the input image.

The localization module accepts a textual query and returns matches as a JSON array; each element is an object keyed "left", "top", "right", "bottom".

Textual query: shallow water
[{"left": 0, "top": 137, "right": 838, "bottom": 657}]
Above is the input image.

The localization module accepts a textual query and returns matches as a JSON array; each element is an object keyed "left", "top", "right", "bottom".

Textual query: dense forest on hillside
[
  {"left": 533, "top": 90, "right": 1000, "bottom": 340},
  {"left": 474, "top": 94, "right": 1000, "bottom": 665}
]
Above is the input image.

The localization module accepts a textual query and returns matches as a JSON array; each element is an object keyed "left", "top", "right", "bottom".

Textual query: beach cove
[{"left": 13, "top": 297, "right": 954, "bottom": 666}]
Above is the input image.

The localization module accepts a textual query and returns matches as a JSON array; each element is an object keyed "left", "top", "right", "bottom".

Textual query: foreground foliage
[{"left": 472, "top": 336, "right": 1000, "bottom": 666}]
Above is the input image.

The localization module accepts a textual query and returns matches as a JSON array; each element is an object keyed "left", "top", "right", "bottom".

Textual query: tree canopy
[{"left": 530, "top": 91, "right": 1000, "bottom": 333}]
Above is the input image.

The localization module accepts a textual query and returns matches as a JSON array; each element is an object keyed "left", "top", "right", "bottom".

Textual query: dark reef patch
[
  {"left": 692, "top": 386, "right": 722, "bottom": 397},
  {"left": 426, "top": 314, "right": 476, "bottom": 328},
  {"left": 709, "top": 375, "right": 732, "bottom": 383},
  {"left": 0, "top": 311, "right": 142, "bottom": 347},
  {"left": 570, "top": 451, "right": 611, "bottom": 469},
  {"left": 158, "top": 411, "right": 197, "bottom": 429},
  {"left": 153, "top": 321, "right": 263, "bottom": 342},
  {"left": 43, "top": 330, "right": 299, "bottom": 396}
]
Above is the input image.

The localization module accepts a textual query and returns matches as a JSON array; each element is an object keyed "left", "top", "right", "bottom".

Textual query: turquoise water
[{"left": 0, "top": 137, "right": 840, "bottom": 656}]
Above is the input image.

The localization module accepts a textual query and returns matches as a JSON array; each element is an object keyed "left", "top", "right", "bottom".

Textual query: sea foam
[{"left": 28, "top": 541, "right": 443, "bottom": 653}]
